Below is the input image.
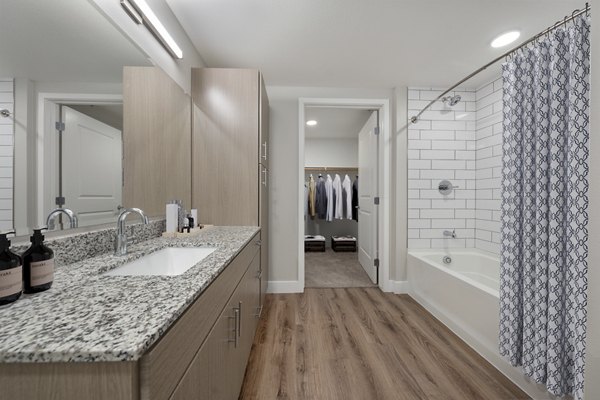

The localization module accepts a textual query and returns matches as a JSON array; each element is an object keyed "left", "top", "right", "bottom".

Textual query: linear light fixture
[
  {"left": 125, "top": 0, "right": 183, "bottom": 59},
  {"left": 120, "top": 0, "right": 142, "bottom": 24}
]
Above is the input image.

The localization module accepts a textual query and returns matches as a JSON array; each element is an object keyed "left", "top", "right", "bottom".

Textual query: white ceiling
[
  {"left": 166, "top": 0, "right": 583, "bottom": 89},
  {"left": 0, "top": 0, "right": 152, "bottom": 83},
  {"left": 305, "top": 107, "right": 372, "bottom": 139}
]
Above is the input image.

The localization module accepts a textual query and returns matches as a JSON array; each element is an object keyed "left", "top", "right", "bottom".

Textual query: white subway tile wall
[
  {"left": 475, "top": 77, "right": 503, "bottom": 254},
  {"left": 407, "top": 88, "right": 477, "bottom": 249},
  {"left": 0, "top": 79, "right": 12, "bottom": 231},
  {"left": 407, "top": 80, "right": 502, "bottom": 254}
]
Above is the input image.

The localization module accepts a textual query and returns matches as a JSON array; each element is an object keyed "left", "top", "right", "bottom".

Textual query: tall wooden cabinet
[{"left": 191, "top": 68, "right": 269, "bottom": 312}]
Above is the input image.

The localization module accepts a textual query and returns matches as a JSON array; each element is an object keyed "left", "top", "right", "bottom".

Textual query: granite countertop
[{"left": 0, "top": 226, "right": 260, "bottom": 363}]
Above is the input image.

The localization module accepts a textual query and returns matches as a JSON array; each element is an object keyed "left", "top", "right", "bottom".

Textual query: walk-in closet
[{"left": 304, "top": 107, "right": 379, "bottom": 288}]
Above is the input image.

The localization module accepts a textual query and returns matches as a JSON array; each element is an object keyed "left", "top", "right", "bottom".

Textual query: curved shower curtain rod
[{"left": 409, "top": 3, "right": 591, "bottom": 124}]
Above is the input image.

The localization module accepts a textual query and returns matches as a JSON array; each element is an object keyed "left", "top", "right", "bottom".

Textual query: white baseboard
[
  {"left": 267, "top": 280, "right": 408, "bottom": 294},
  {"left": 390, "top": 280, "right": 410, "bottom": 294},
  {"left": 267, "top": 280, "right": 304, "bottom": 294}
]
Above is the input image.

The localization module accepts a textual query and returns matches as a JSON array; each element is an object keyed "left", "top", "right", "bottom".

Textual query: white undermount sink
[{"left": 104, "top": 247, "right": 217, "bottom": 277}]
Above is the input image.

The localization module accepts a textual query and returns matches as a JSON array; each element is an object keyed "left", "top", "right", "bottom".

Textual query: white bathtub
[
  {"left": 407, "top": 248, "right": 553, "bottom": 399},
  {"left": 407, "top": 249, "right": 500, "bottom": 356}
]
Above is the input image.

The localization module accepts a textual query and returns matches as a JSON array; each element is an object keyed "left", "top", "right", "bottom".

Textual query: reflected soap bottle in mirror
[
  {"left": 22, "top": 228, "right": 54, "bottom": 294},
  {"left": 0, "top": 232, "right": 23, "bottom": 306}
]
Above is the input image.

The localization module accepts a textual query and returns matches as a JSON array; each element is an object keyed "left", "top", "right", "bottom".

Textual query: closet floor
[
  {"left": 240, "top": 288, "right": 530, "bottom": 400},
  {"left": 305, "top": 249, "right": 377, "bottom": 288}
]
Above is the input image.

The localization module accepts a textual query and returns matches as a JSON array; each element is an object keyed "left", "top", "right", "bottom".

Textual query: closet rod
[
  {"left": 409, "top": 2, "right": 590, "bottom": 124},
  {"left": 305, "top": 167, "right": 358, "bottom": 172}
]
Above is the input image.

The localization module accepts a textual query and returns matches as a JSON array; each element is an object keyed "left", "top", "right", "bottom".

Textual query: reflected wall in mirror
[{"left": 0, "top": 0, "right": 154, "bottom": 236}]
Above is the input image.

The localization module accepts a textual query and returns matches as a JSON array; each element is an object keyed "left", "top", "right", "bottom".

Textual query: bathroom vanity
[{"left": 0, "top": 226, "right": 264, "bottom": 400}]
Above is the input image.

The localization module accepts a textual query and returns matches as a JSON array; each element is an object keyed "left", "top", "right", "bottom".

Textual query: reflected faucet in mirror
[
  {"left": 46, "top": 208, "right": 79, "bottom": 231},
  {"left": 115, "top": 208, "right": 149, "bottom": 256}
]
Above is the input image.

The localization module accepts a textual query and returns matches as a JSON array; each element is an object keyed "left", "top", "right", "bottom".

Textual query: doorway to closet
[{"left": 303, "top": 106, "right": 379, "bottom": 288}]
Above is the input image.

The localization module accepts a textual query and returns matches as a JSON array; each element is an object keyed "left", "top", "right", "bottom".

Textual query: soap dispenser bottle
[
  {"left": 22, "top": 228, "right": 54, "bottom": 294},
  {"left": 0, "top": 231, "right": 23, "bottom": 305}
]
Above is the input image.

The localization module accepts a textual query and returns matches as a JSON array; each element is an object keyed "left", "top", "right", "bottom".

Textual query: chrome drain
[{"left": 443, "top": 256, "right": 452, "bottom": 264}]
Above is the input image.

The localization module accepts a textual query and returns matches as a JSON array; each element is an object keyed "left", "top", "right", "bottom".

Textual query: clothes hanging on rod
[
  {"left": 315, "top": 175, "right": 327, "bottom": 219},
  {"left": 332, "top": 174, "right": 343, "bottom": 219},
  {"left": 342, "top": 174, "right": 353, "bottom": 219},
  {"left": 304, "top": 169, "right": 358, "bottom": 222},
  {"left": 304, "top": 183, "right": 308, "bottom": 218},
  {"left": 325, "top": 174, "right": 334, "bottom": 221}
]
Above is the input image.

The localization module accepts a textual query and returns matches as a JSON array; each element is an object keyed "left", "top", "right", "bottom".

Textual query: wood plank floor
[
  {"left": 305, "top": 250, "right": 377, "bottom": 288},
  {"left": 240, "top": 288, "right": 529, "bottom": 400}
]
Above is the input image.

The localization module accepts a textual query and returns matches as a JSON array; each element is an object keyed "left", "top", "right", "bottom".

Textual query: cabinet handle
[
  {"left": 255, "top": 240, "right": 262, "bottom": 246},
  {"left": 237, "top": 301, "right": 242, "bottom": 340},
  {"left": 262, "top": 168, "right": 268, "bottom": 187},
  {"left": 229, "top": 306, "right": 240, "bottom": 348},
  {"left": 256, "top": 270, "right": 262, "bottom": 279},
  {"left": 262, "top": 141, "right": 268, "bottom": 161},
  {"left": 254, "top": 305, "right": 263, "bottom": 319}
]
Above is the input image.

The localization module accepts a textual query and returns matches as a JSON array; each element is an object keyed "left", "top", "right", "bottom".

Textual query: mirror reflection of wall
[{"left": 0, "top": 0, "right": 153, "bottom": 236}]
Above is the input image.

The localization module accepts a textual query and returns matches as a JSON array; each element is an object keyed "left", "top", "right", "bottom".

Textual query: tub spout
[{"left": 443, "top": 229, "right": 456, "bottom": 238}]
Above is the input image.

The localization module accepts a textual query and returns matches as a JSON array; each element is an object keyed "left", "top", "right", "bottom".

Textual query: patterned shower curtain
[{"left": 499, "top": 15, "right": 590, "bottom": 400}]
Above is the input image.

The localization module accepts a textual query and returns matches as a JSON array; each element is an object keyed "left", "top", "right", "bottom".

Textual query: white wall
[
  {"left": 305, "top": 138, "right": 357, "bottom": 167},
  {"left": 267, "top": 85, "right": 396, "bottom": 285},
  {"left": 394, "top": 87, "right": 408, "bottom": 283},
  {"left": 584, "top": 0, "right": 600, "bottom": 396},
  {"left": 90, "top": 0, "right": 205, "bottom": 93},
  {"left": 0, "top": 79, "right": 14, "bottom": 231}
]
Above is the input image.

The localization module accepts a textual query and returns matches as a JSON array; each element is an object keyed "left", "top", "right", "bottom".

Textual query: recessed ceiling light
[
  {"left": 491, "top": 31, "right": 521, "bottom": 48},
  {"left": 306, "top": 120, "right": 317, "bottom": 126}
]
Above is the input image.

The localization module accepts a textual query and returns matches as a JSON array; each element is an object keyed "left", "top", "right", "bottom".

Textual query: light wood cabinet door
[
  {"left": 241, "top": 253, "right": 261, "bottom": 356},
  {"left": 259, "top": 178, "right": 269, "bottom": 308},
  {"left": 259, "top": 73, "right": 270, "bottom": 169},
  {"left": 123, "top": 66, "right": 191, "bottom": 216},
  {"left": 169, "top": 344, "right": 210, "bottom": 400},
  {"left": 208, "top": 297, "right": 239, "bottom": 400},
  {"left": 191, "top": 68, "right": 260, "bottom": 226}
]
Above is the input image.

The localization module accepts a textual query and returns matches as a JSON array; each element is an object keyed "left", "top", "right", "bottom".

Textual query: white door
[
  {"left": 62, "top": 106, "right": 122, "bottom": 227},
  {"left": 358, "top": 111, "right": 379, "bottom": 284}
]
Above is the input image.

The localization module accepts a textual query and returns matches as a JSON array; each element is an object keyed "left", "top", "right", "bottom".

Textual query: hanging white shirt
[
  {"left": 333, "top": 174, "right": 343, "bottom": 219},
  {"left": 342, "top": 174, "right": 353, "bottom": 219},
  {"left": 325, "top": 174, "right": 334, "bottom": 222}
]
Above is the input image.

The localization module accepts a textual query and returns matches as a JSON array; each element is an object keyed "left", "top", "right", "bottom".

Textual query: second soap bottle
[{"left": 22, "top": 228, "right": 54, "bottom": 293}]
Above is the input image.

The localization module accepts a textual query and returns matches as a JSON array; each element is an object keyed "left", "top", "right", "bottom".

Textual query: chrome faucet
[
  {"left": 46, "top": 208, "right": 79, "bottom": 230},
  {"left": 115, "top": 208, "right": 149, "bottom": 256},
  {"left": 443, "top": 229, "right": 456, "bottom": 238}
]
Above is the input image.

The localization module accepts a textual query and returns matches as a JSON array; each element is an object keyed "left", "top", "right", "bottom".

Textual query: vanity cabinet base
[{"left": 0, "top": 362, "right": 138, "bottom": 400}]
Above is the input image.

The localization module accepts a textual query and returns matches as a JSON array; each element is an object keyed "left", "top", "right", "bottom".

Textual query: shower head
[{"left": 442, "top": 95, "right": 461, "bottom": 106}]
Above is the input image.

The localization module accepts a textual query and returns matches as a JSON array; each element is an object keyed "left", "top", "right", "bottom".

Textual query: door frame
[
  {"left": 36, "top": 92, "right": 122, "bottom": 228},
  {"left": 298, "top": 98, "right": 391, "bottom": 292}
]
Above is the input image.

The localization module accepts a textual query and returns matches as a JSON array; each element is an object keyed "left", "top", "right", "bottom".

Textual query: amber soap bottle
[
  {"left": 0, "top": 231, "right": 23, "bottom": 305},
  {"left": 22, "top": 228, "right": 54, "bottom": 294}
]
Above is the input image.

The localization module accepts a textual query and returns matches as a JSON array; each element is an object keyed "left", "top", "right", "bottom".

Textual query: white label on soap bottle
[
  {"left": 0, "top": 266, "right": 22, "bottom": 298},
  {"left": 30, "top": 259, "right": 54, "bottom": 287}
]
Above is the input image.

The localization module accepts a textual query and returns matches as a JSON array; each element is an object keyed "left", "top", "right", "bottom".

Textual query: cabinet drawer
[{"left": 140, "top": 233, "right": 260, "bottom": 400}]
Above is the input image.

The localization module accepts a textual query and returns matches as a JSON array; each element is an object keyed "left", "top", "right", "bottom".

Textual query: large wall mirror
[{"left": 0, "top": 0, "right": 155, "bottom": 236}]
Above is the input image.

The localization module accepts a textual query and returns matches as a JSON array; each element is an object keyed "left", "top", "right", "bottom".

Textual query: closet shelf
[{"left": 305, "top": 167, "right": 358, "bottom": 172}]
